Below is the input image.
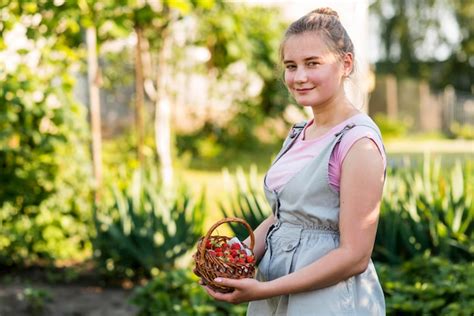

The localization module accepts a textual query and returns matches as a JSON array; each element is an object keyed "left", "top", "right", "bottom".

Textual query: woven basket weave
[{"left": 193, "top": 217, "right": 256, "bottom": 293}]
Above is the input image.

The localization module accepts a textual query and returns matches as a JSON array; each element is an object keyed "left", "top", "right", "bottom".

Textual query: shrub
[
  {"left": 130, "top": 268, "right": 247, "bottom": 316},
  {"left": 0, "top": 60, "right": 93, "bottom": 266},
  {"left": 378, "top": 256, "right": 474, "bottom": 315},
  {"left": 375, "top": 158, "right": 473, "bottom": 264},
  {"left": 373, "top": 113, "right": 410, "bottom": 139},
  {"left": 219, "top": 166, "right": 270, "bottom": 240},
  {"left": 93, "top": 169, "right": 206, "bottom": 279}
]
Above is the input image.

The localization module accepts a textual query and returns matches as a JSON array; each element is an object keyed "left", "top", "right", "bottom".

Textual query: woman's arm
[
  {"left": 205, "top": 138, "right": 385, "bottom": 303},
  {"left": 243, "top": 214, "right": 275, "bottom": 262}
]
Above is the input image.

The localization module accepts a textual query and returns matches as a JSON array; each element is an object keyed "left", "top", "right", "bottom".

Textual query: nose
[{"left": 294, "top": 67, "right": 308, "bottom": 83}]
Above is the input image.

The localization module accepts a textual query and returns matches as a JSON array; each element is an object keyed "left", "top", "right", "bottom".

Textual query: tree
[{"left": 370, "top": 0, "right": 473, "bottom": 92}]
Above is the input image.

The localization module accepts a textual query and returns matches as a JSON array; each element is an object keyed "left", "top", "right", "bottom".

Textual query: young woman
[{"left": 203, "top": 7, "right": 386, "bottom": 315}]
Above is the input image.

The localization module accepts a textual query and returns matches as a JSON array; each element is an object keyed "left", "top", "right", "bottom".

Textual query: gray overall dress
[{"left": 247, "top": 116, "right": 386, "bottom": 315}]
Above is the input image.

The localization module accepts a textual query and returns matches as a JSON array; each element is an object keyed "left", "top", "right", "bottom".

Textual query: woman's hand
[{"left": 203, "top": 278, "right": 268, "bottom": 304}]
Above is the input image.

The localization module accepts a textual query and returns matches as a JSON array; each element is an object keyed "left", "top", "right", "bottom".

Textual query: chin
[{"left": 294, "top": 99, "right": 317, "bottom": 107}]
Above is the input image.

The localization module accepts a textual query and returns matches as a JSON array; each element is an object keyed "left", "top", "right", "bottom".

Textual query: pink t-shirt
[{"left": 265, "top": 114, "right": 386, "bottom": 193}]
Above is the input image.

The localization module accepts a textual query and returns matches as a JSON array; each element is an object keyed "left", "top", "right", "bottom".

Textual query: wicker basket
[{"left": 193, "top": 217, "right": 256, "bottom": 293}]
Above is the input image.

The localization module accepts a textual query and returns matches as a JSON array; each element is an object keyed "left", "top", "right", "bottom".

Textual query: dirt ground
[{"left": 0, "top": 266, "right": 139, "bottom": 316}]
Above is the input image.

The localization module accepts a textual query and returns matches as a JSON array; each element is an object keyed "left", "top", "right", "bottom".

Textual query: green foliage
[
  {"left": 370, "top": 0, "right": 473, "bottom": 92},
  {"left": 0, "top": 20, "right": 93, "bottom": 266},
  {"left": 375, "top": 157, "right": 473, "bottom": 264},
  {"left": 129, "top": 268, "right": 247, "bottom": 316},
  {"left": 175, "top": 4, "right": 289, "bottom": 164},
  {"left": 378, "top": 256, "right": 474, "bottom": 315},
  {"left": 93, "top": 168, "right": 206, "bottom": 279},
  {"left": 198, "top": 4, "right": 288, "bottom": 116},
  {"left": 219, "top": 166, "right": 270, "bottom": 240},
  {"left": 176, "top": 126, "right": 281, "bottom": 171},
  {"left": 449, "top": 122, "right": 474, "bottom": 140},
  {"left": 373, "top": 113, "right": 409, "bottom": 139}
]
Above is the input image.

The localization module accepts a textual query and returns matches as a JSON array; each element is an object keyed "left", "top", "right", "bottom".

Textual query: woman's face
[{"left": 283, "top": 32, "right": 349, "bottom": 107}]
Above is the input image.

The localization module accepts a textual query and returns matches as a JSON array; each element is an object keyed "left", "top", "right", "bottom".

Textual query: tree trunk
[
  {"left": 86, "top": 27, "right": 103, "bottom": 204},
  {"left": 155, "top": 31, "right": 173, "bottom": 188},
  {"left": 135, "top": 26, "right": 145, "bottom": 167}
]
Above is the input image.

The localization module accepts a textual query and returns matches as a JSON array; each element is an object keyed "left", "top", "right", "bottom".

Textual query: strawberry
[
  {"left": 238, "top": 258, "right": 246, "bottom": 264},
  {"left": 230, "top": 250, "right": 239, "bottom": 257},
  {"left": 231, "top": 243, "right": 241, "bottom": 250},
  {"left": 246, "top": 255, "right": 255, "bottom": 263},
  {"left": 206, "top": 240, "right": 212, "bottom": 249},
  {"left": 215, "top": 247, "right": 223, "bottom": 253},
  {"left": 215, "top": 252, "right": 223, "bottom": 257}
]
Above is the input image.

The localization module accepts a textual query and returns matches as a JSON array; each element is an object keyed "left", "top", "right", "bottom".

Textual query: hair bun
[{"left": 313, "top": 7, "right": 339, "bottom": 19}]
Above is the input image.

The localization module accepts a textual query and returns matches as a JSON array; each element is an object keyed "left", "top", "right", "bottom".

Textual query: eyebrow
[{"left": 283, "top": 56, "right": 322, "bottom": 64}]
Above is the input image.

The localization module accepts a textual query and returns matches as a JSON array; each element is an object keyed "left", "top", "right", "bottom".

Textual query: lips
[{"left": 295, "top": 87, "right": 314, "bottom": 93}]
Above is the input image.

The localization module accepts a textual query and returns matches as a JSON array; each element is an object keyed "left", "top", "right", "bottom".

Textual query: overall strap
[
  {"left": 333, "top": 122, "right": 387, "bottom": 181},
  {"left": 282, "top": 121, "right": 307, "bottom": 148},
  {"left": 272, "top": 121, "right": 307, "bottom": 167}
]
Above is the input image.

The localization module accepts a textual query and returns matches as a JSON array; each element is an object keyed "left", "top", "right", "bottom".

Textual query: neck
[{"left": 310, "top": 91, "right": 357, "bottom": 128}]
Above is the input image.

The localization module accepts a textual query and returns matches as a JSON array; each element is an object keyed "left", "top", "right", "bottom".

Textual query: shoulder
[
  {"left": 341, "top": 138, "right": 385, "bottom": 180},
  {"left": 336, "top": 114, "right": 386, "bottom": 167}
]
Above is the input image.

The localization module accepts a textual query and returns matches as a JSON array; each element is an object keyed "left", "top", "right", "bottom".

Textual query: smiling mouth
[{"left": 295, "top": 87, "right": 314, "bottom": 93}]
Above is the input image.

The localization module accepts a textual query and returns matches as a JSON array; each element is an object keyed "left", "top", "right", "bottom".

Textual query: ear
[{"left": 342, "top": 53, "right": 354, "bottom": 77}]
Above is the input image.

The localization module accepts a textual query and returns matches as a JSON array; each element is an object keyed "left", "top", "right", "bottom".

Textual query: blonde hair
[{"left": 280, "top": 7, "right": 355, "bottom": 74}]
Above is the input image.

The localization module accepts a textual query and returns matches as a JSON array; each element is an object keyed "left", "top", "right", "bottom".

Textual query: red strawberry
[
  {"left": 238, "top": 258, "right": 246, "bottom": 264},
  {"left": 215, "top": 252, "right": 223, "bottom": 257},
  {"left": 215, "top": 247, "right": 223, "bottom": 253},
  {"left": 206, "top": 240, "right": 212, "bottom": 249},
  {"left": 231, "top": 243, "right": 241, "bottom": 250},
  {"left": 246, "top": 255, "right": 255, "bottom": 263},
  {"left": 230, "top": 250, "right": 239, "bottom": 257}
]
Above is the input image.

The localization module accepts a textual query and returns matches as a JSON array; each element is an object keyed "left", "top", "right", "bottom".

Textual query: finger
[
  {"left": 205, "top": 286, "right": 234, "bottom": 302},
  {"left": 214, "top": 277, "right": 240, "bottom": 289}
]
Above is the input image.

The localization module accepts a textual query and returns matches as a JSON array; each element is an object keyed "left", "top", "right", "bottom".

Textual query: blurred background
[{"left": 0, "top": 0, "right": 472, "bottom": 315}]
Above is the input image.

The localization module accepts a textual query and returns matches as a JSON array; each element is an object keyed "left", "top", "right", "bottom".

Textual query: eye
[
  {"left": 307, "top": 61, "right": 319, "bottom": 67},
  {"left": 285, "top": 64, "right": 296, "bottom": 71}
]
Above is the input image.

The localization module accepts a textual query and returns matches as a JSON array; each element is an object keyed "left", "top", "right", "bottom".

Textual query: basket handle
[{"left": 199, "top": 217, "right": 255, "bottom": 263}]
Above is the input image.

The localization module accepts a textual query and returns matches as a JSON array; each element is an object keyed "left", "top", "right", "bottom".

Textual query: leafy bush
[
  {"left": 130, "top": 268, "right": 247, "bottom": 316},
  {"left": 93, "top": 169, "right": 206, "bottom": 279},
  {"left": 375, "top": 158, "right": 473, "bottom": 264},
  {"left": 373, "top": 113, "right": 410, "bottom": 139},
  {"left": 450, "top": 122, "right": 474, "bottom": 140},
  {"left": 0, "top": 43, "right": 93, "bottom": 266},
  {"left": 378, "top": 256, "right": 474, "bottom": 315},
  {"left": 219, "top": 166, "right": 270, "bottom": 240}
]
